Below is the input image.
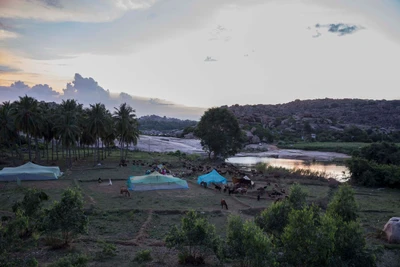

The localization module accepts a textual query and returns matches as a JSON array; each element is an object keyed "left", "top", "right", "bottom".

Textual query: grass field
[
  {"left": 278, "top": 142, "right": 372, "bottom": 154},
  {"left": 0, "top": 151, "right": 399, "bottom": 266}
]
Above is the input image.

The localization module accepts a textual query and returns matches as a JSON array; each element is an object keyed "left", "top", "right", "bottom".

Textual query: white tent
[{"left": 0, "top": 162, "right": 63, "bottom": 181}]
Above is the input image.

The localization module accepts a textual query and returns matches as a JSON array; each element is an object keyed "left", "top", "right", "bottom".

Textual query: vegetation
[
  {"left": 165, "top": 210, "right": 221, "bottom": 265},
  {"left": 133, "top": 249, "right": 152, "bottom": 263},
  {"left": 347, "top": 142, "right": 400, "bottom": 188},
  {"left": 138, "top": 115, "right": 197, "bottom": 134},
  {"left": 43, "top": 188, "right": 88, "bottom": 246},
  {"left": 195, "top": 107, "right": 245, "bottom": 159},
  {"left": 0, "top": 97, "right": 139, "bottom": 166}
]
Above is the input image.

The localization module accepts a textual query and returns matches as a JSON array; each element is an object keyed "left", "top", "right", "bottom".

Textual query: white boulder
[{"left": 383, "top": 217, "right": 400, "bottom": 243}]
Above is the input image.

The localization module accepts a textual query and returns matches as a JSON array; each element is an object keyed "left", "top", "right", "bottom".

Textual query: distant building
[{"left": 311, "top": 133, "right": 317, "bottom": 139}]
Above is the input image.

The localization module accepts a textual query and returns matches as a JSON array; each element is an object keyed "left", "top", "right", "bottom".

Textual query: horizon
[{"left": 1, "top": 0, "right": 400, "bottom": 119}]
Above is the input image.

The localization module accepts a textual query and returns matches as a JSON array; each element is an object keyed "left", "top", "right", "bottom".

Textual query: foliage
[
  {"left": 287, "top": 183, "right": 308, "bottom": 210},
  {"left": 282, "top": 205, "right": 337, "bottom": 266},
  {"left": 138, "top": 115, "right": 197, "bottom": 133},
  {"left": 254, "top": 162, "right": 268, "bottom": 173},
  {"left": 195, "top": 107, "right": 245, "bottom": 159},
  {"left": 347, "top": 157, "right": 400, "bottom": 188},
  {"left": 255, "top": 200, "right": 292, "bottom": 236},
  {"left": 48, "top": 253, "right": 89, "bottom": 267},
  {"left": 226, "top": 215, "right": 276, "bottom": 267},
  {"left": 358, "top": 142, "right": 400, "bottom": 165},
  {"left": 133, "top": 249, "right": 152, "bottom": 263},
  {"left": 165, "top": 210, "right": 221, "bottom": 264},
  {"left": 96, "top": 240, "right": 117, "bottom": 259},
  {"left": 43, "top": 188, "right": 88, "bottom": 245},
  {"left": 327, "top": 184, "right": 358, "bottom": 222},
  {"left": 255, "top": 183, "right": 307, "bottom": 235}
]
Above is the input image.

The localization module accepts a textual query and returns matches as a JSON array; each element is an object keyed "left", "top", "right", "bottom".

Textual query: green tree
[
  {"left": 287, "top": 183, "right": 308, "bottom": 210},
  {"left": 327, "top": 184, "right": 358, "bottom": 223},
  {"left": 282, "top": 205, "right": 337, "bottom": 266},
  {"left": 195, "top": 107, "right": 245, "bottom": 159},
  {"left": 87, "top": 103, "right": 107, "bottom": 163},
  {"left": 11, "top": 95, "right": 41, "bottom": 161},
  {"left": 43, "top": 188, "right": 88, "bottom": 245},
  {"left": 226, "top": 215, "right": 276, "bottom": 267},
  {"left": 113, "top": 103, "right": 139, "bottom": 161},
  {"left": 0, "top": 101, "right": 18, "bottom": 157},
  {"left": 165, "top": 210, "right": 220, "bottom": 264}
]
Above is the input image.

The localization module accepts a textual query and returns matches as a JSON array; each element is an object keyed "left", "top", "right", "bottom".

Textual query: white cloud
[
  {"left": 0, "top": 0, "right": 158, "bottom": 22},
  {"left": 0, "top": 29, "right": 19, "bottom": 39}
]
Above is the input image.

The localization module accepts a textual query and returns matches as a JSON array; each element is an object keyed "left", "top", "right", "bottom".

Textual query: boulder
[{"left": 383, "top": 217, "right": 400, "bottom": 243}]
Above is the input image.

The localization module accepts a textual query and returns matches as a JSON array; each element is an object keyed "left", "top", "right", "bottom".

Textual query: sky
[{"left": 1, "top": 0, "right": 400, "bottom": 119}]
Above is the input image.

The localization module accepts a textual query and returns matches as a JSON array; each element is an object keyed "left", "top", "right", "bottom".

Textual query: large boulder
[{"left": 383, "top": 217, "right": 400, "bottom": 243}]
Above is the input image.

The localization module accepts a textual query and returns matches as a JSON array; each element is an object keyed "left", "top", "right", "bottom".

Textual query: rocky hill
[
  {"left": 225, "top": 99, "right": 400, "bottom": 143},
  {"left": 138, "top": 115, "right": 197, "bottom": 136}
]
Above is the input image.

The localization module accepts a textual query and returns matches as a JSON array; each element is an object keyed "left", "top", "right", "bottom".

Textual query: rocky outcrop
[{"left": 383, "top": 217, "right": 400, "bottom": 243}]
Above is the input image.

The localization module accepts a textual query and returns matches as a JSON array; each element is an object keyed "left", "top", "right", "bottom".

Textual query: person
[
  {"left": 257, "top": 194, "right": 260, "bottom": 201},
  {"left": 108, "top": 179, "right": 112, "bottom": 186},
  {"left": 98, "top": 177, "right": 102, "bottom": 183}
]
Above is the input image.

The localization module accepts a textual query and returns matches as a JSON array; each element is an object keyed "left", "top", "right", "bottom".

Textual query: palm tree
[
  {"left": 0, "top": 101, "right": 18, "bottom": 158},
  {"left": 11, "top": 95, "right": 40, "bottom": 161},
  {"left": 87, "top": 103, "right": 107, "bottom": 163},
  {"left": 113, "top": 103, "right": 139, "bottom": 161},
  {"left": 53, "top": 100, "right": 81, "bottom": 168}
]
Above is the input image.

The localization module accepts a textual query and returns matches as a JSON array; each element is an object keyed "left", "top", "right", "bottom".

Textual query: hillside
[
  {"left": 226, "top": 98, "right": 400, "bottom": 143},
  {"left": 138, "top": 115, "right": 197, "bottom": 136}
]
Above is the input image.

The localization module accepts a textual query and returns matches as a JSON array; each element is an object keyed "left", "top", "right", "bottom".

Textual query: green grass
[{"left": 278, "top": 142, "right": 371, "bottom": 154}]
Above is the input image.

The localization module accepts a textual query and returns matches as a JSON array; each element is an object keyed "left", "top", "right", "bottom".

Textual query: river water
[{"left": 225, "top": 156, "right": 350, "bottom": 181}]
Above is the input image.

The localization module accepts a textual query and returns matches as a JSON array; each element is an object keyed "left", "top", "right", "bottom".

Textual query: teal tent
[
  {"left": 197, "top": 170, "right": 227, "bottom": 185},
  {"left": 127, "top": 171, "right": 189, "bottom": 191}
]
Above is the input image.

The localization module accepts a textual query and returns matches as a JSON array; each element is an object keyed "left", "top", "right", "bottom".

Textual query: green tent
[{"left": 127, "top": 171, "right": 189, "bottom": 191}]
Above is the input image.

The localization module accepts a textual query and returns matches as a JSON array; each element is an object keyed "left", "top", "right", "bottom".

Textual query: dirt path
[{"left": 135, "top": 209, "right": 154, "bottom": 244}]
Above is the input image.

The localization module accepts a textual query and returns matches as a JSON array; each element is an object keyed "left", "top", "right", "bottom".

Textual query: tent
[
  {"left": 127, "top": 171, "right": 189, "bottom": 191},
  {"left": 0, "top": 162, "right": 63, "bottom": 181},
  {"left": 197, "top": 169, "right": 227, "bottom": 186}
]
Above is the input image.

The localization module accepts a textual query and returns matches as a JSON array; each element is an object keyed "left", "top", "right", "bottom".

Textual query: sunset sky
[{"left": 1, "top": 0, "right": 400, "bottom": 119}]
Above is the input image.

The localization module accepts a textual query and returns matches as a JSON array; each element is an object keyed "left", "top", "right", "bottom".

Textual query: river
[{"left": 226, "top": 156, "right": 349, "bottom": 181}]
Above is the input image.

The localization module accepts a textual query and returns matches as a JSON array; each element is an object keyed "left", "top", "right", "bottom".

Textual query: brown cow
[
  {"left": 221, "top": 199, "right": 228, "bottom": 210},
  {"left": 120, "top": 187, "right": 131, "bottom": 197}
]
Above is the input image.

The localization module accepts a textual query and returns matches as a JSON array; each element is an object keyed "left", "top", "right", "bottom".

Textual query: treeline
[
  {"left": 0, "top": 96, "right": 139, "bottom": 167},
  {"left": 166, "top": 184, "right": 376, "bottom": 266},
  {"left": 138, "top": 115, "right": 197, "bottom": 133},
  {"left": 347, "top": 142, "right": 400, "bottom": 188},
  {"left": 0, "top": 187, "right": 88, "bottom": 266}
]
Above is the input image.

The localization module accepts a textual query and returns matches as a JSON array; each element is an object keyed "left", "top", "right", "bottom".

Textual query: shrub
[
  {"left": 287, "top": 183, "right": 308, "bottom": 210},
  {"left": 49, "top": 253, "right": 89, "bottom": 267},
  {"left": 327, "top": 184, "right": 358, "bottom": 223},
  {"left": 226, "top": 215, "right": 276, "bottom": 267},
  {"left": 96, "top": 240, "right": 117, "bottom": 259},
  {"left": 133, "top": 249, "right": 152, "bottom": 263},
  {"left": 255, "top": 201, "right": 291, "bottom": 236},
  {"left": 165, "top": 210, "right": 221, "bottom": 264}
]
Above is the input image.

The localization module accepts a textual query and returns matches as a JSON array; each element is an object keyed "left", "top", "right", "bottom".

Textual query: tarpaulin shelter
[
  {"left": 127, "top": 171, "right": 189, "bottom": 191},
  {"left": 197, "top": 169, "right": 227, "bottom": 186},
  {"left": 0, "top": 162, "right": 63, "bottom": 181}
]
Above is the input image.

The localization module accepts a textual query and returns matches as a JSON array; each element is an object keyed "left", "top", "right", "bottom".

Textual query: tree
[
  {"left": 113, "top": 103, "right": 139, "bottom": 161},
  {"left": 282, "top": 205, "right": 337, "bottom": 266},
  {"left": 226, "top": 215, "right": 276, "bottom": 267},
  {"left": 195, "top": 107, "right": 245, "bottom": 159},
  {"left": 165, "top": 210, "right": 220, "bottom": 265},
  {"left": 0, "top": 101, "right": 18, "bottom": 157},
  {"left": 327, "top": 184, "right": 358, "bottom": 223},
  {"left": 11, "top": 95, "right": 40, "bottom": 161},
  {"left": 43, "top": 188, "right": 88, "bottom": 245},
  {"left": 87, "top": 103, "right": 107, "bottom": 163}
]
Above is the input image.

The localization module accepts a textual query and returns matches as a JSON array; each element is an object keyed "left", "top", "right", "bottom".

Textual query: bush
[
  {"left": 327, "top": 184, "right": 358, "bottom": 223},
  {"left": 226, "top": 215, "right": 276, "bottom": 267},
  {"left": 49, "top": 253, "right": 89, "bottom": 267},
  {"left": 96, "top": 240, "right": 117, "bottom": 259},
  {"left": 255, "top": 201, "right": 291, "bottom": 236},
  {"left": 165, "top": 210, "right": 221, "bottom": 264},
  {"left": 133, "top": 249, "right": 152, "bottom": 263}
]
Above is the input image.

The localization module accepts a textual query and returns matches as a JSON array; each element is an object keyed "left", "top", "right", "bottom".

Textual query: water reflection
[{"left": 226, "top": 157, "right": 349, "bottom": 181}]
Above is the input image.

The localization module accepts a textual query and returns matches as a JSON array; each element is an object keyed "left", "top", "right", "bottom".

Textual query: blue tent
[{"left": 197, "top": 169, "right": 227, "bottom": 185}]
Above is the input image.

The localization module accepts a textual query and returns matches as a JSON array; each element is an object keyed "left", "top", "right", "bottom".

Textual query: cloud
[
  {"left": 0, "top": 73, "right": 203, "bottom": 119},
  {"left": 0, "top": 0, "right": 157, "bottom": 22},
  {"left": 0, "top": 29, "right": 19, "bottom": 39},
  {"left": 204, "top": 56, "right": 217, "bottom": 62},
  {"left": 314, "top": 23, "right": 364, "bottom": 37},
  {"left": 0, "top": 64, "right": 20, "bottom": 73},
  {"left": 0, "top": 81, "right": 60, "bottom": 102}
]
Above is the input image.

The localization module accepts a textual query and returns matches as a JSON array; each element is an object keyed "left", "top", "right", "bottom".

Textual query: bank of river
[{"left": 226, "top": 156, "right": 350, "bottom": 181}]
